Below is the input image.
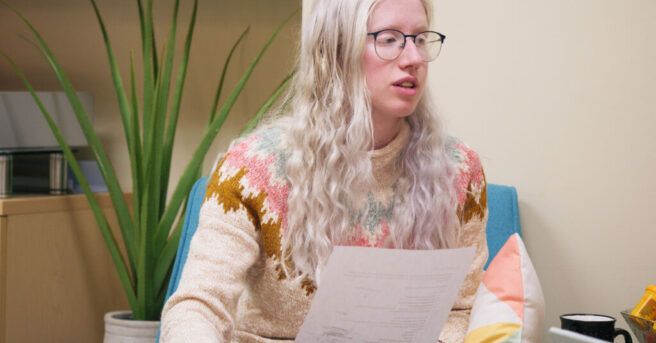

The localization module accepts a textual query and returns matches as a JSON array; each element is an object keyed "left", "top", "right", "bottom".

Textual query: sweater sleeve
[
  {"left": 439, "top": 159, "right": 488, "bottom": 343},
  {"left": 159, "top": 159, "right": 261, "bottom": 343}
]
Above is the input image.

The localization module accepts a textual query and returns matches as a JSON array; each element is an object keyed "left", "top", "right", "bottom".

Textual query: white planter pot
[{"left": 104, "top": 311, "right": 160, "bottom": 343}]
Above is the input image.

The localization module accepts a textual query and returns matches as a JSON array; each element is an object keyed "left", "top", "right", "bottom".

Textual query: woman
[{"left": 160, "top": 0, "right": 488, "bottom": 342}]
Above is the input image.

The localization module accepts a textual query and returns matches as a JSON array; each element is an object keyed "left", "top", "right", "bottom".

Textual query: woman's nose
[{"left": 398, "top": 38, "right": 424, "bottom": 67}]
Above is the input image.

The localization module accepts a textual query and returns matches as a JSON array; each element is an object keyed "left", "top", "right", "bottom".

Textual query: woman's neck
[{"left": 373, "top": 118, "right": 403, "bottom": 150}]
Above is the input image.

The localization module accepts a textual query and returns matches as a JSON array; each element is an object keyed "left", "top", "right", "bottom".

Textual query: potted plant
[{"left": 1, "top": 0, "right": 295, "bottom": 340}]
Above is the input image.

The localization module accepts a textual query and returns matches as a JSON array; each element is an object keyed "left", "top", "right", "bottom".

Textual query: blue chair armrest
[
  {"left": 164, "top": 177, "right": 210, "bottom": 302},
  {"left": 485, "top": 183, "right": 523, "bottom": 269},
  {"left": 157, "top": 177, "right": 209, "bottom": 342}
]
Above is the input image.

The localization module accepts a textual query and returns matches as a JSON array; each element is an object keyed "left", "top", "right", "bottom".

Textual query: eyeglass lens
[{"left": 373, "top": 30, "right": 443, "bottom": 62}]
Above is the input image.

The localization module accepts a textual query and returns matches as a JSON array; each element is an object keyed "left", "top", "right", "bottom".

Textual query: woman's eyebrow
[
  {"left": 414, "top": 23, "right": 430, "bottom": 32},
  {"left": 369, "top": 23, "right": 429, "bottom": 33}
]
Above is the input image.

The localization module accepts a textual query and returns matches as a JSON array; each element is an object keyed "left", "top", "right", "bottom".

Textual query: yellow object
[
  {"left": 463, "top": 322, "right": 522, "bottom": 343},
  {"left": 631, "top": 285, "right": 656, "bottom": 322}
]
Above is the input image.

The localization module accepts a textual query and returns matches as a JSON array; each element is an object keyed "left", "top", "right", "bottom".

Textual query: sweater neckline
[{"left": 369, "top": 120, "right": 409, "bottom": 187}]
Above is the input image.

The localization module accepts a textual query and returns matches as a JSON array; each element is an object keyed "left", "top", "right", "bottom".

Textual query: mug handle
[{"left": 614, "top": 328, "right": 632, "bottom": 343}]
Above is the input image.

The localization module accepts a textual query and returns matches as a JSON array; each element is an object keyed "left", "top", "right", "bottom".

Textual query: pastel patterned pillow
[{"left": 464, "top": 233, "right": 545, "bottom": 343}]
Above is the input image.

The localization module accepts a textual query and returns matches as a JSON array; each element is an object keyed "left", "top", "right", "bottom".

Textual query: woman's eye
[{"left": 377, "top": 33, "right": 399, "bottom": 45}]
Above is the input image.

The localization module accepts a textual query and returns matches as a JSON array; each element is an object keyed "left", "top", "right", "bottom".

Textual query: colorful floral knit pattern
[{"left": 160, "top": 123, "right": 488, "bottom": 343}]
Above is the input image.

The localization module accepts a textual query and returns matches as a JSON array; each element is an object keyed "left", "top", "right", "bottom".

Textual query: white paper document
[{"left": 296, "top": 246, "right": 475, "bottom": 343}]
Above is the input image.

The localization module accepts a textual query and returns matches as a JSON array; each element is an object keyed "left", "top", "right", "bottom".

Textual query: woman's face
[{"left": 365, "top": 0, "right": 428, "bottom": 125}]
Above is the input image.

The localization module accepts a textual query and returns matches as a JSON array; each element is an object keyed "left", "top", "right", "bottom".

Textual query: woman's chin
[{"left": 393, "top": 106, "right": 418, "bottom": 118}]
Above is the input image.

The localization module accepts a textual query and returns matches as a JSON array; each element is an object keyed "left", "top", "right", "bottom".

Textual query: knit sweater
[{"left": 160, "top": 122, "right": 488, "bottom": 343}]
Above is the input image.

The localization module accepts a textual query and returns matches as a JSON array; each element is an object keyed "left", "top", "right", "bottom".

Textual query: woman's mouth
[
  {"left": 395, "top": 81, "right": 416, "bottom": 89},
  {"left": 393, "top": 80, "right": 419, "bottom": 96}
]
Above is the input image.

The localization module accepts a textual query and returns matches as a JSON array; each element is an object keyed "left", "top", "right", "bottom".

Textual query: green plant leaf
[
  {"left": 152, "top": 204, "right": 185, "bottom": 299},
  {"left": 129, "top": 52, "right": 143, "bottom": 237},
  {"left": 141, "top": 0, "right": 155, "bottom": 174},
  {"left": 89, "top": 0, "right": 143, "bottom": 278},
  {"left": 152, "top": 0, "right": 182, "bottom": 215},
  {"left": 136, "top": 51, "right": 168, "bottom": 319},
  {"left": 158, "top": 0, "right": 199, "bottom": 214},
  {"left": 241, "top": 71, "right": 294, "bottom": 135},
  {"left": 209, "top": 25, "right": 250, "bottom": 125},
  {"left": 89, "top": 0, "right": 134, "bottom": 150},
  {"left": 136, "top": 0, "right": 145, "bottom": 56}
]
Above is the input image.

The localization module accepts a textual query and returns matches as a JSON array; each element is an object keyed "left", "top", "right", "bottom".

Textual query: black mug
[{"left": 560, "top": 314, "right": 632, "bottom": 342}]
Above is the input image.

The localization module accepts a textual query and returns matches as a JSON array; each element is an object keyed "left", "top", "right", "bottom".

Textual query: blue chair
[
  {"left": 484, "top": 184, "right": 523, "bottom": 269},
  {"left": 157, "top": 177, "right": 209, "bottom": 342},
  {"left": 163, "top": 177, "right": 210, "bottom": 303}
]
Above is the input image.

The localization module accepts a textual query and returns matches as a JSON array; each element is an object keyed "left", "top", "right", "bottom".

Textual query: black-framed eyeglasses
[{"left": 367, "top": 29, "right": 446, "bottom": 62}]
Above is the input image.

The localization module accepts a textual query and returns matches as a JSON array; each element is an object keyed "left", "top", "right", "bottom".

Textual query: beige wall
[
  {"left": 0, "top": 0, "right": 300, "bottom": 188},
  {"left": 431, "top": 0, "right": 656, "bottom": 337},
  {"left": 304, "top": 0, "right": 656, "bottom": 339}
]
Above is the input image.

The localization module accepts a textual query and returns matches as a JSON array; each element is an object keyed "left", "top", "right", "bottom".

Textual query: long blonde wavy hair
[{"left": 262, "top": 0, "right": 459, "bottom": 284}]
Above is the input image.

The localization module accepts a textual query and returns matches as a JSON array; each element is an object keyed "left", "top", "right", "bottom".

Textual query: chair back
[
  {"left": 164, "top": 177, "right": 210, "bottom": 302},
  {"left": 485, "top": 183, "right": 523, "bottom": 269}
]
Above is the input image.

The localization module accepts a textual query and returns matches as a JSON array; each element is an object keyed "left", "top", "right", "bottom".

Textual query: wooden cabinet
[{"left": 0, "top": 194, "right": 130, "bottom": 343}]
